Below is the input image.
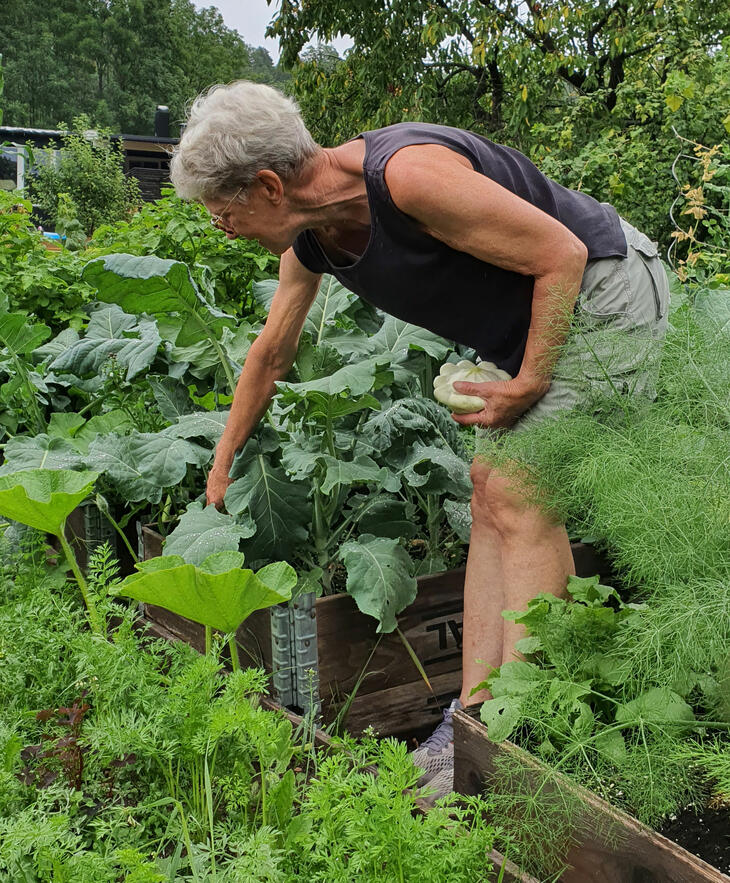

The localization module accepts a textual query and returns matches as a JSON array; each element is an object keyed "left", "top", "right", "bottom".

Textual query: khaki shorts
[{"left": 511, "top": 217, "right": 670, "bottom": 432}]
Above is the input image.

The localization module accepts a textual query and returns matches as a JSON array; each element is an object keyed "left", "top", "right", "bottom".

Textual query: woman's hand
[
  {"left": 450, "top": 377, "right": 549, "bottom": 428},
  {"left": 206, "top": 463, "right": 233, "bottom": 510}
]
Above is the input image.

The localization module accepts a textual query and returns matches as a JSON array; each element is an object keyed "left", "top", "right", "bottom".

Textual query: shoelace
[{"left": 421, "top": 701, "right": 460, "bottom": 754}]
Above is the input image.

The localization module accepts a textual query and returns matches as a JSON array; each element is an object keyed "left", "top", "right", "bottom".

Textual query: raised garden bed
[
  {"left": 140, "top": 524, "right": 611, "bottom": 737},
  {"left": 453, "top": 711, "right": 730, "bottom": 883}
]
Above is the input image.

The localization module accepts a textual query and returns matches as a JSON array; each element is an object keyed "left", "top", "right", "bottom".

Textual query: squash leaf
[
  {"left": 0, "top": 469, "right": 98, "bottom": 535},
  {"left": 118, "top": 551, "right": 296, "bottom": 632}
]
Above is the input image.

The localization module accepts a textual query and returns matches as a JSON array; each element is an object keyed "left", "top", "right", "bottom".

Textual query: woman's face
[{"left": 204, "top": 172, "right": 298, "bottom": 255}]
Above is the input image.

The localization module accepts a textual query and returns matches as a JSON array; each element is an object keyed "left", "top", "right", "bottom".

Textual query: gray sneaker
[
  {"left": 410, "top": 697, "right": 463, "bottom": 785},
  {"left": 420, "top": 765, "right": 455, "bottom": 804}
]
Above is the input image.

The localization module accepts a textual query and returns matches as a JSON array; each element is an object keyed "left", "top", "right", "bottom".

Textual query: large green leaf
[
  {"left": 0, "top": 435, "right": 86, "bottom": 473},
  {"left": 347, "top": 494, "right": 418, "bottom": 540},
  {"left": 339, "top": 534, "right": 417, "bottom": 633},
  {"left": 163, "top": 410, "right": 229, "bottom": 444},
  {"left": 252, "top": 274, "right": 357, "bottom": 346},
  {"left": 286, "top": 390, "right": 381, "bottom": 423},
  {"left": 276, "top": 358, "right": 392, "bottom": 423},
  {"left": 250, "top": 278, "right": 278, "bottom": 312},
  {"left": 169, "top": 337, "right": 220, "bottom": 372},
  {"left": 281, "top": 441, "right": 399, "bottom": 494},
  {"left": 0, "top": 312, "right": 51, "bottom": 358},
  {"left": 86, "top": 431, "right": 211, "bottom": 503},
  {"left": 365, "top": 316, "right": 450, "bottom": 360},
  {"left": 225, "top": 444, "right": 311, "bottom": 561},
  {"left": 280, "top": 437, "right": 323, "bottom": 480},
  {"left": 615, "top": 688, "right": 695, "bottom": 729},
  {"left": 398, "top": 442, "right": 472, "bottom": 497},
  {"left": 363, "top": 396, "right": 465, "bottom": 454},
  {"left": 50, "top": 308, "right": 161, "bottom": 381},
  {"left": 163, "top": 501, "right": 255, "bottom": 566},
  {"left": 0, "top": 469, "right": 98, "bottom": 535},
  {"left": 33, "top": 327, "right": 80, "bottom": 363},
  {"left": 82, "top": 253, "right": 235, "bottom": 347},
  {"left": 294, "top": 338, "right": 346, "bottom": 383},
  {"left": 278, "top": 357, "right": 393, "bottom": 400},
  {"left": 47, "top": 413, "right": 86, "bottom": 439},
  {"left": 118, "top": 551, "right": 296, "bottom": 633},
  {"left": 303, "top": 275, "right": 358, "bottom": 344},
  {"left": 74, "top": 411, "right": 135, "bottom": 453},
  {"left": 443, "top": 498, "right": 472, "bottom": 543},
  {"left": 319, "top": 454, "right": 401, "bottom": 495},
  {"left": 148, "top": 376, "right": 194, "bottom": 421}
]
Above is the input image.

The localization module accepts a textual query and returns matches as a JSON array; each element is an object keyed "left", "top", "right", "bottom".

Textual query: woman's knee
[{"left": 470, "top": 462, "right": 529, "bottom": 531}]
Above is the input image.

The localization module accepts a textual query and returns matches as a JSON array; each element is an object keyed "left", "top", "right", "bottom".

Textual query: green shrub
[{"left": 28, "top": 115, "right": 141, "bottom": 236}]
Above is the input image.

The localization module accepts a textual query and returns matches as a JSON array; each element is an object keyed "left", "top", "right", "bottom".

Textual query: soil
[{"left": 659, "top": 805, "right": 730, "bottom": 874}]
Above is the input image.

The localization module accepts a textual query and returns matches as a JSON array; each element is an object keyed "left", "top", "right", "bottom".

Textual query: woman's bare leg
[
  {"left": 459, "top": 461, "right": 574, "bottom": 707},
  {"left": 500, "top": 502, "right": 575, "bottom": 663}
]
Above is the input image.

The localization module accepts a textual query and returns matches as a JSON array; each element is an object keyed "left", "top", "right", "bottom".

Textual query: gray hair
[{"left": 170, "top": 81, "right": 320, "bottom": 202}]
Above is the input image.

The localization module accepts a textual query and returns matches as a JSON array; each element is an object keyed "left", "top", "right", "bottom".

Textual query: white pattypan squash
[{"left": 433, "top": 359, "right": 512, "bottom": 414}]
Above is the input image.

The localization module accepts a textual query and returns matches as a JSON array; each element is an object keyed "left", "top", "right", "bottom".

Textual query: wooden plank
[
  {"left": 324, "top": 669, "right": 463, "bottom": 737},
  {"left": 141, "top": 524, "right": 164, "bottom": 559},
  {"left": 315, "top": 569, "right": 466, "bottom": 698},
  {"left": 453, "top": 711, "right": 730, "bottom": 883},
  {"left": 64, "top": 505, "right": 88, "bottom": 569}
]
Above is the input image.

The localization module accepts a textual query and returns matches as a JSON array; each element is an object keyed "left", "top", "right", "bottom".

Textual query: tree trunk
[{"left": 488, "top": 53, "right": 503, "bottom": 130}]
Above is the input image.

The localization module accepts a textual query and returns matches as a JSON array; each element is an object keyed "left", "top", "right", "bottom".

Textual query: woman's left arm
[{"left": 385, "top": 144, "right": 588, "bottom": 428}]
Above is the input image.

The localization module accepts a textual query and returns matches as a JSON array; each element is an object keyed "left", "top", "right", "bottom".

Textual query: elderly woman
[{"left": 170, "top": 80, "right": 669, "bottom": 797}]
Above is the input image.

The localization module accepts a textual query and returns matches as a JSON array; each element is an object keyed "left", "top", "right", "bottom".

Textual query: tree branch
[
  {"left": 432, "top": 0, "right": 476, "bottom": 44},
  {"left": 586, "top": 0, "right": 629, "bottom": 56}
]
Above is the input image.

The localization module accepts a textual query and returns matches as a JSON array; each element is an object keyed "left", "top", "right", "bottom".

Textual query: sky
[{"left": 193, "top": 0, "right": 352, "bottom": 62}]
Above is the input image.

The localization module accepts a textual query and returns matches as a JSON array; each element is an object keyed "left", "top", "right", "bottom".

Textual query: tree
[
  {"left": 0, "top": 0, "right": 286, "bottom": 133},
  {"left": 246, "top": 46, "right": 291, "bottom": 85},
  {"left": 270, "top": 0, "right": 730, "bottom": 240},
  {"left": 272, "top": 0, "right": 728, "bottom": 140}
]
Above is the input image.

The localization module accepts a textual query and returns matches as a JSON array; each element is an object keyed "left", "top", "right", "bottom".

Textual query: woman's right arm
[{"left": 206, "top": 249, "right": 322, "bottom": 508}]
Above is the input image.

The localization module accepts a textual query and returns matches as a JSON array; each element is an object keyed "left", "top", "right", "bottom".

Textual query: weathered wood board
[{"left": 453, "top": 711, "right": 730, "bottom": 883}]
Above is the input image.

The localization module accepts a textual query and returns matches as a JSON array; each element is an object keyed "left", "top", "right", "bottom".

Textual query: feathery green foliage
[{"left": 0, "top": 534, "right": 500, "bottom": 881}]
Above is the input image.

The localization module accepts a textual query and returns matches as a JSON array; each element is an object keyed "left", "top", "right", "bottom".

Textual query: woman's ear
[{"left": 254, "top": 170, "right": 284, "bottom": 204}]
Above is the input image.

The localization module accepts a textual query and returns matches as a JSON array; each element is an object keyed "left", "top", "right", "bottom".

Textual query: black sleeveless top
[{"left": 292, "top": 122, "right": 627, "bottom": 375}]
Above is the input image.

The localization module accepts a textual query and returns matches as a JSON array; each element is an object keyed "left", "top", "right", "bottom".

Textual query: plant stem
[
  {"left": 205, "top": 625, "right": 212, "bottom": 657},
  {"left": 13, "top": 354, "right": 45, "bottom": 434},
  {"left": 190, "top": 307, "right": 237, "bottom": 392},
  {"left": 96, "top": 498, "right": 139, "bottom": 563},
  {"left": 228, "top": 635, "right": 240, "bottom": 672},
  {"left": 259, "top": 758, "right": 268, "bottom": 826},
  {"left": 57, "top": 528, "right": 102, "bottom": 634},
  {"left": 173, "top": 801, "right": 201, "bottom": 883},
  {"left": 204, "top": 756, "right": 216, "bottom": 880}
]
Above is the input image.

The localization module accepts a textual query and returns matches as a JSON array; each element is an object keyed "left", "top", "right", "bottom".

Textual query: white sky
[{"left": 192, "top": 0, "right": 352, "bottom": 61}]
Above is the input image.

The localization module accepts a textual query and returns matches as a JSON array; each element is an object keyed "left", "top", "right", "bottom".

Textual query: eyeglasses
[{"left": 210, "top": 186, "right": 243, "bottom": 228}]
